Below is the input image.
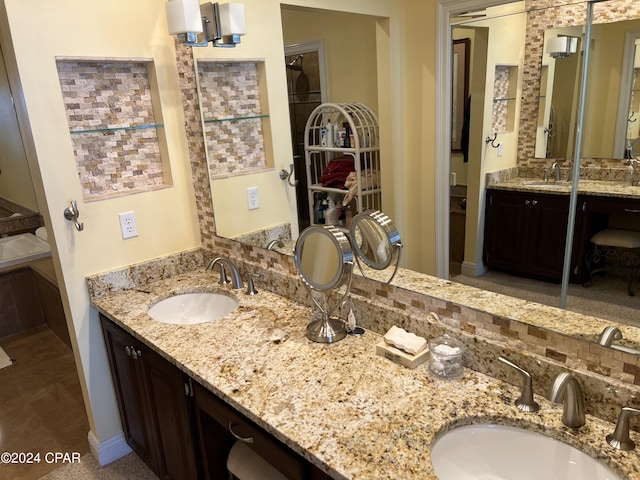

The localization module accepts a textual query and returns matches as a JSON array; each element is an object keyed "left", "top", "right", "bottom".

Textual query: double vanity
[{"left": 89, "top": 249, "right": 640, "bottom": 480}]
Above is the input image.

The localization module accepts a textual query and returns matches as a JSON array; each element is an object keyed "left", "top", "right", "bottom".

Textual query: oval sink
[
  {"left": 148, "top": 292, "right": 238, "bottom": 325},
  {"left": 431, "top": 424, "right": 622, "bottom": 480}
]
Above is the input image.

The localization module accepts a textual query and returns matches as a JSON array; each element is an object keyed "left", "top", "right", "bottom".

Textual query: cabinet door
[
  {"left": 527, "top": 194, "right": 569, "bottom": 281},
  {"left": 144, "top": 349, "right": 199, "bottom": 480},
  {"left": 100, "top": 317, "right": 160, "bottom": 474},
  {"left": 484, "top": 190, "right": 530, "bottom": 272}
]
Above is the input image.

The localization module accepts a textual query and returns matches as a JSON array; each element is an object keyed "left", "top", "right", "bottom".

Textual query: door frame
[{"left": 435, "top": 0, "right": 519, "bottom": 278}]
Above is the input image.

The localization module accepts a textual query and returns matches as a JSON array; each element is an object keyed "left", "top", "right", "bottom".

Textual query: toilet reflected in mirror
[{"left": 294, "top": 225, "right": 353, "bottom": 343}]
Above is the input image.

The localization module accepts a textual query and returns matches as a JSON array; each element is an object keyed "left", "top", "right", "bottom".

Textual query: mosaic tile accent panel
[
  {"left": 518, "top": 0, "right": 640, "bottom": 168},
  {"left": 492, "top": 65, "right": 510, "bottom": 133},
  {"left": 174, "top": 43, "right": 216, "bottom": 248},
  {"left": 56, "top": 61, "right": 165, "bottom": 200},
  {"left": 197, "top": 62, "right": 267, "bottom": 177}
]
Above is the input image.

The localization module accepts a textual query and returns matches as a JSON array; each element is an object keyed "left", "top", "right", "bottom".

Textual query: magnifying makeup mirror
[
  {"left": 349, "top": 210, "right": 402, "bottom": 283},
  {"left": 294, "top": 225, "right": 353, "bottom": 343}
]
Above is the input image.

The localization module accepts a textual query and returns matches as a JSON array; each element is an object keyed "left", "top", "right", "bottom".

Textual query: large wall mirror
[
  {"left": 537, "top": 19, "right": 640, "bottom": 160},
  {"left": 0, "top": 43, "right": 40, "bottom": 223},
  {"left": 192, "top": 0, "right": 640, "bottom": 356}
]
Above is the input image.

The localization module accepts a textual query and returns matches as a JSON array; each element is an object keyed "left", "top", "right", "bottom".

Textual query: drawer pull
[
  {"left": 229, "top": 421, "right": 254, "bottom": 444},
  {"left": 624, "top": 209, "right": 640, "bottom": 213}
]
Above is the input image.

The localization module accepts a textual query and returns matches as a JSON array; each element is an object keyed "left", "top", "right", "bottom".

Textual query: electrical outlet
[
  {"left": 118, "top": 211, "right": 138, "bottom": 239},
  {"left": 247, "top": 187, "right": 259, "bottom": 210},
  {"left": 498, "top": 143, "right": 503, "bottom": 157}
]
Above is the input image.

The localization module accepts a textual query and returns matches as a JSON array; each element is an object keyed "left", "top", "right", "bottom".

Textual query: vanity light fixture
[
  {"left": 165, "top": 0, "right": 246, "bottom": 48},
  {"left": 547, "top": 35, "right": 578, "bottom": 59}
]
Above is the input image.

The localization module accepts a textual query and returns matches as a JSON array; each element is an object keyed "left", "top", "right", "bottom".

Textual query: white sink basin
[
  {"left": 431, "top": 424, "right": 622, "bottom": 480},
  {"left": 148, "top": 292, "right": 238, "bottom": 325}
]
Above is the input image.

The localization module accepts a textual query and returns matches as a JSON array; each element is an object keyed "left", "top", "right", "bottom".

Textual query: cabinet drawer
[
  {"left": 584, "top": 195, "right": 640, "bottom": 215},
  {"left": 193, "top": 382, "right": 307, "bottom": 480}
]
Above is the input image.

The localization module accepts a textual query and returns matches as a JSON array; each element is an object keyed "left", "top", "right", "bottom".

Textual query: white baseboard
[
  {"left": 88, "top": 431, "right": 132, "bottom": 466},
  {"left": 461, "top": 261, "right": 487, "bottom": 278}
]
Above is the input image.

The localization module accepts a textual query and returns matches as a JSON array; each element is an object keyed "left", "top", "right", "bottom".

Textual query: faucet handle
[
  {"left": 606, "top": 406, "right": 640, "bottom": 451},
  {"left": 498, "top": 356, "right": 540, "bottom": 413}
]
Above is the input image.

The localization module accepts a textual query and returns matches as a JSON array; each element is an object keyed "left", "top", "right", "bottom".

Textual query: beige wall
[{"left": 281, "top": 7, "right": 380, "bottom": 110}]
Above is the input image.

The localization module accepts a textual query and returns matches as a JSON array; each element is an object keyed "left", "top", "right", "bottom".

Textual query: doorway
[{"left": 285, "top": 41, "right": 327, "bottom": 232}]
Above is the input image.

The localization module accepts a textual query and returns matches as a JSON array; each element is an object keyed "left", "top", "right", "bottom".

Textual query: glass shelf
[
  {"left": 493, "top": 97, "right": 517, "bottom": 101},
  {"left": 69, "top": 124, "right": 163, "bottom": 135},
  {"left": 203, "top": 114, "right": 269, "bottom": 124}
]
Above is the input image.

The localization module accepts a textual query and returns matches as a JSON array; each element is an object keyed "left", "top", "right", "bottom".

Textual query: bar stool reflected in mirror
[{"left": 584, "top": 228, "right": 640, "bottom": 296}]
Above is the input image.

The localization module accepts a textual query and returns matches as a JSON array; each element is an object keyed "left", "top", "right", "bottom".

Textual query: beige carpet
[
  {"left": 38, "top": 453, "right": 158, "bottom": 480},
  {"left": 453, "top": 270, "right": 640, "bottom": 328}
]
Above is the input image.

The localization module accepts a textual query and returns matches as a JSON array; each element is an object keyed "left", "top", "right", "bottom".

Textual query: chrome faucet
[
  {"left": 606, "top": 406, "right": 640, "bottom": 451},
  {"left": 207, "top": 257, "right": 244, "bottom": 290},
  {"left": 550, "top": 161, "right": 561, "bottom": 182},
  {"left": 598, "top": 326, "right": 623, "bottom": 347},
  {"left": 628, "top": 157, "right": 640, "bottom": 186},
  {"left": 548, "top": 373, "right": 585, "bottom": 428},
  {"left": 266, "top": 239, "right": 284, "bottom": 250}
]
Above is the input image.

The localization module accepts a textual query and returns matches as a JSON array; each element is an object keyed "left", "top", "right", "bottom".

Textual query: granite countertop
[
  {"left": 90, "top": 269, "right": 640, "bottom": 480},
  {"left": 489, "top": 176, "right": 640, "bottom": 199}
]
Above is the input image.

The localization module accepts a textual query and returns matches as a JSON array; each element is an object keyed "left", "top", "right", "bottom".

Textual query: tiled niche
[
  {"left": 492, "top": 65, "right": 518, "bottom": 134},
  {"left": 196, "top": 61, "right": 271, "bottom": 178},
  {"left": 56, "top": 60, "right": 170, "bottom": 200}
]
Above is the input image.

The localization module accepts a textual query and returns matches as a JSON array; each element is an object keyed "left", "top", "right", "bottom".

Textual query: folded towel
[
  {"left": 342, "top": 169, "right": 380, "bottom": 206},
  {"left": 383, "top": 326, "right": 427, "bottom": 355}
]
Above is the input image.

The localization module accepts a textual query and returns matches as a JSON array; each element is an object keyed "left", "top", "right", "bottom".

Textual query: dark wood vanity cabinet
[
  {"left": 100, "top": 315, "right": 199, "bottom": 480},
  {"left": 484, "top": 189, "right": 570, "bottom": 281},
  {"left": 100, "top": 314, "right": 330, "bottom": 480}
]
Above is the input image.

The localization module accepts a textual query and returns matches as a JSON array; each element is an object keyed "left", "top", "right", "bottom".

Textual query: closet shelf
[{"left": 304, "top": 102, "right": 381, "bottom": 226}]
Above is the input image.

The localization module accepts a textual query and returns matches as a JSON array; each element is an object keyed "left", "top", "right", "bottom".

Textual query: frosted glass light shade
[
  {"left": 218, "top": 3, "right": 246, "bottom": 36},
  {"left": 165, "top": 0, "right": 203, "bottom": 35},
  {"left": 547, "top": 36, "right": 577, "bottom": 58}
]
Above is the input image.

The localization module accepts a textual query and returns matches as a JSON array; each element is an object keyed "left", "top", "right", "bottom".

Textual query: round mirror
[
  {"left": 349, "top": 210, "right": 402, "bottom": 277},
  {"left": 294, "top": 226, "right": 352, "bottom": 291}
]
